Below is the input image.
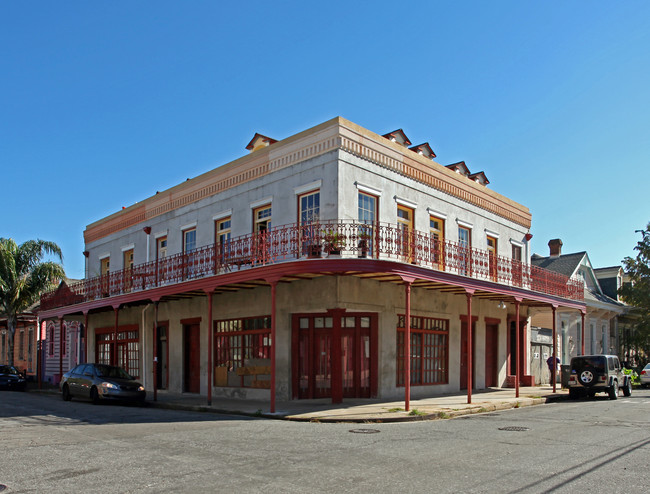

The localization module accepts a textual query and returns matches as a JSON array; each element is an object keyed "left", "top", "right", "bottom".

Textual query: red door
[
  {"left": 460, "top": 320, "right": 475, "bottom": 390},
  {"left": 342, "top": 317, "right": 371, "bottom": 398},
  {"left": 293, "top": 312, "right": 376, "bottom": 400},
  {"left": 485, "top": 323, "right": 499, "bottom": 388},
  {"left": 184, "top": 324, "right": 200, "bottom": 393}
]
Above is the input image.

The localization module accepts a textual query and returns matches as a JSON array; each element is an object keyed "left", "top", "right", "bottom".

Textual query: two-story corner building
[
  {"left": 38, "top": 117, "right": 585, "bottom": 411},
  {"left": 529, "top": 239, "right": 626, "bottom": 383}
]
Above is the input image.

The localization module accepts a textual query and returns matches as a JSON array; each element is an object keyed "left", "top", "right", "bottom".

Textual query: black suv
[{"left": 567, "top": 355, "right": 631, "bottom": 400}]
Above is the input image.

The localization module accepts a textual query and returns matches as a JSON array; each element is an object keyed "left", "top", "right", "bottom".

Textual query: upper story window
[
  {"left": 100, "top": 257, "right": 110, "bottom": 276},
  {"left": 512, "top": 244, "right": 522, "bottom": 262},
  {"left": 486, "top": 235, "right": 497, "bottom": 280},
  {"left": 157, "top": 236, "right": 168, "bottom": 260},
  {"left": 299, "top": 191, "right": 320, "bottom": 225},
  {"left": 397, "top": 205, "right": 413, "bottom": 231},
  {"left": 123, "top": 249, "right": 134, "bottom": 271},
  {"left": 458, "top": 225, "right": 471, "bottom": 276},
  {"left": 397, "top": 204, "right": 414, "bottom": 261},
  {"left": 253, "top": 205, "right": 272, "bottom": 233},
  {"left": 216, "top": 218, "right": 232, "bottom": 245},
  {"left": 358, "top": 192, "right": 377, "bottom": 224},
  {"left": 458, "top": 226, "right": 471, "bottom": 249},
  {"left": 183, "top": 228, "right": 196, "bottom": 253},
  {"left": 216, "top": 217, "right": 232, "bottom": 261},
  {"left": 430, "top": 215, "right": 445, "bottom": 266}
]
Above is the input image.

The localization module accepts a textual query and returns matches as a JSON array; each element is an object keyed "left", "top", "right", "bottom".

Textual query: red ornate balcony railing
[{"left": 41, "top": 220, "right": 584, "bottom": 310}]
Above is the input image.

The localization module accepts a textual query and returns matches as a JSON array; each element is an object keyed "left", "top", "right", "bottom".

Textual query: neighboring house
[
  {"left": 0, "top": 307, "right": 38, "bottom": 378},
  {"left": 529, "top": 239, "right": 626, "bottom": 384},
  {"left": 594, "top": 266, "right": 642, "bottom": 365},
  {"left": 38, "top": 279, "right": 84, "bottom": 384},
  {"left": 38, "top": 117, "right": 585, "bottom": 410}
]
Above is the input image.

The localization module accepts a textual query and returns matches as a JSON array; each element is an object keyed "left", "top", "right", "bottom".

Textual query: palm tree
[{"left": 0, "top": 238, "right": 65, "bottom": 366}]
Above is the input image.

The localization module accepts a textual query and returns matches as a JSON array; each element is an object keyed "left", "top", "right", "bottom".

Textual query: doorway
[
  {"left": 485, "top": 321, "right": 499, "bottom": 387},
  {"left": 460, "top": 318, "right": 476, "bottom": 390},
  {"left": 183, "top": 323, "right": 201, "bottom": 393},
  {"left": 156, "top": 323, "right": 169, "bottom": 390},
  {"left": 292, "top": 311, "right": 377, "bottom": 400}
]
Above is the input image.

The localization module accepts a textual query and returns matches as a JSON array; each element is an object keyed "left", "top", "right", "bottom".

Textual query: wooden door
[
  {"left": 485, "top": 323, "right": 499, "bottom": 387},
  {"left": 460, "top": 320, "right": 475, "bottom": 390},
  {"left": 184, "top": 324, "right": 200, "bottom": 393}
]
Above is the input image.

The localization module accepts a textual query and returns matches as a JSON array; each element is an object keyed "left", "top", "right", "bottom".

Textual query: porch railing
[{"left": 41, "top": 220, "right": 584, "bottom": 310}]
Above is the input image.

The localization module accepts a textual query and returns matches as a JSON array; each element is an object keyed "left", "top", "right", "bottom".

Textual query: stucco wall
[{"left": 84, "top": 275, "right": 522, "bottom": 401}]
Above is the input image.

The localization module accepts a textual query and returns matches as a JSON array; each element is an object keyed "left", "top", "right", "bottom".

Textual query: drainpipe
[{"left": 143, "top": 227, "right": 152, "bottom": 263}]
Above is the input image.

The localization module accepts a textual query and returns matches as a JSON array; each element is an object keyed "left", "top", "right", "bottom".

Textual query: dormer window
[
  {"left": 382, "top": 129, "right": 412, "bottom": 147},
  {"left": 409, "top": 143, "right": 436, "bottom": 159},
  {"left": 245, "top": 133, "right": 278, "bottom": 153},
  {"left": 468, "top": 171, "right": 490, "bottom": 186},
  {"left": 445, "top": 161, "right": 471, "bottom": 177}
]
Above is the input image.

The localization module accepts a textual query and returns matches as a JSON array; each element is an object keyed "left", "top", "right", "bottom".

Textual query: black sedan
[
  {"left": 0, "top": 365, "right": 27, "bottom": 391},
  {"left": 60, "top": 363, "right": 146, "bottom": 404}
]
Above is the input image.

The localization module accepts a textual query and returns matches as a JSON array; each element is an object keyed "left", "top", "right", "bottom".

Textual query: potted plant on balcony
[
  {"left": 357, "top": 231, "right": 372, "bottom": 258},
  {"left": 324, "top": 230, "right": 346, "bottom": 256}
]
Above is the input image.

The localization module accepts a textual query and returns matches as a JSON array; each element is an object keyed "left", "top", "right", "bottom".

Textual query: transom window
[{"left": 397, "top": 315, "right": 449, "bottom": 386}]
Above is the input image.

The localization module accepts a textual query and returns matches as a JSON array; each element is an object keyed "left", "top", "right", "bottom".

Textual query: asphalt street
[{"left": 1, "top": 389, "right": 649, "bottom": 493}]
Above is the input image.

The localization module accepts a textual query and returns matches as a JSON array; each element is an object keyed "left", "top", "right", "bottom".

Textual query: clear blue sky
[{"left": 2, "top": 1, "right": 649, "bottom": 279}]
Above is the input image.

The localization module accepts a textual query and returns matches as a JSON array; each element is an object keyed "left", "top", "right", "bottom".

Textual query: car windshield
[
  {"left": 572, "top": 357, "right": 606, "bottom": 372},
  {"left": 0, "top": 365, "right": 19, "bottom": 374},
  {"left": 94, "top": 365, "right": 133, "bottom": 380}
]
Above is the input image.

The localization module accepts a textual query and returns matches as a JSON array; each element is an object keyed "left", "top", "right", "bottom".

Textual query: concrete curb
[{"left": 29, "top": 386, "right": 569, "bottom": 424}]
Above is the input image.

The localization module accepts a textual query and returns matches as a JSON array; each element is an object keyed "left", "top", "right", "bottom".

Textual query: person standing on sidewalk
[{"left": 546, "top": 355, "right": 560, "bottom": 383}]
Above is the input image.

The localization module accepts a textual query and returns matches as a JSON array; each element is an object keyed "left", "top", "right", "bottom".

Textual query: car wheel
[
  {"left": 579, "top": 368, "right": 597, "bottom": 387},
  {"left": 62, "top": 384, "right": 72, "bottom": 401},
  {"left": 90, "top": 386, "right": 100, "bottom": 405},
  {"left": 608, "top": 380, "right": 619, "bottom": 400},
  {"left": 623, "top": 380, "right": 632, "bottom": 397}
]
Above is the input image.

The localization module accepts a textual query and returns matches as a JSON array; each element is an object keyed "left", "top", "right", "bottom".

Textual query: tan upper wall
[{"left": 84, "top": 117, "right": 531, "bottom": 244}]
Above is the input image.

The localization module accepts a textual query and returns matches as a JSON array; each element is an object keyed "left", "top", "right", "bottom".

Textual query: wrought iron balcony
[{"left": 40, "top": 220, "right": 584, "bottom": 310}]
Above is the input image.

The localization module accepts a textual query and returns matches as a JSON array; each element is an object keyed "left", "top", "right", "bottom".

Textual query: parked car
[
  {"left": 640, "top": 363, "right": 650, "bottom": 388},
  {"left": 567, "top": 355, "right": 631, "bottom": 400},
  {"left": 0, "top": 365, "right": 27, "bottom": 391},
  {"left": 60, "top": 363, "right": 146, "bottom": 405}
]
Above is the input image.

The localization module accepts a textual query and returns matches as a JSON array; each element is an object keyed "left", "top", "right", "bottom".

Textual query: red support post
[
  {"left": 153, "top": 301, "right": 158, "bottom": 402},
  {"left": 466, "top": 291, "right": 473, "bottom": 404},
  {"left": 404, "top": 281, "right": 412, "bottom": 411},
  {"left": 269, "top": 280, "right": 278, "bottom": 413},
  {"left": 552, "top": 306, "right": 557, "bottom": 393},
  {"left": 113, "top": 307, "right": 119, "bottom": 367},
  {"left": 515, "top": 300, "right": 520, "bottom": 398},
  {"left": 581, "top": 311, "right": 586, "bottom": 356},
  {"left": 331, "top": 309, "right": 343, "bottom": 405},
  {"left": 83, "top": 312, "right": 89, "bottom": 363},
  {"left": 206, "top": 292, "right": 213, "bottom": 406}
]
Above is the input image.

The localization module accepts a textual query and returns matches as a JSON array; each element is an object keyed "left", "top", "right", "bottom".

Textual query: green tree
[
  {"left": 0, "top": 238, "right": 65, "bottom": 366},
  {"left": 619, "top": 223, "right": 650, "bottom": 362}
]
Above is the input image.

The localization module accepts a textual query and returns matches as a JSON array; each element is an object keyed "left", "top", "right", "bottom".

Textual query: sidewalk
[{"left": 147, "top": 386, "right": 569, "bottom": 423}]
